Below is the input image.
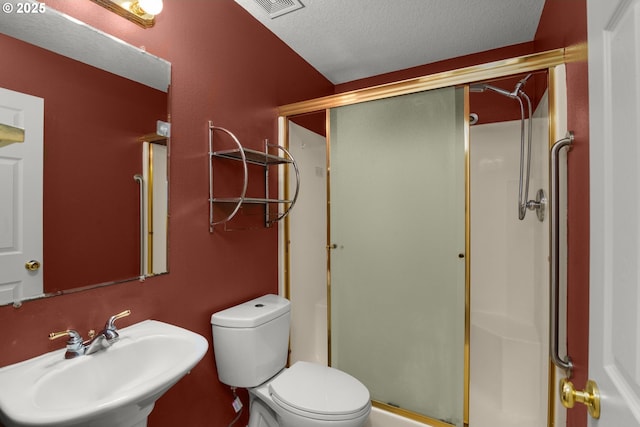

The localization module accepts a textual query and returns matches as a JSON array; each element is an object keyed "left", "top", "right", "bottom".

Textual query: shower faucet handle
[{"left": 525, "top": 189, "right": 547, "bottom": 222}]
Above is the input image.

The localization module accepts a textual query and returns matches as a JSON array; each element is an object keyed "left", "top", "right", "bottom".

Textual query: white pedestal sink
[{"left": 0, "top": 320, "right": 208, "bottom": 427}]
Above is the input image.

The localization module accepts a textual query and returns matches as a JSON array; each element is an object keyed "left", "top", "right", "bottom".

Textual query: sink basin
[{"left": 0, "top": 320, "right": 208, "bottom": 427}]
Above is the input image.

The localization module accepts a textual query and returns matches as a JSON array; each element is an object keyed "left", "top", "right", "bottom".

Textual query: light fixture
[
  {"left": 137, "top": 0, "right": 163, "bottom": 15},
  {"left": 89, "top": 0, "right": 164, "bottom": 28}
]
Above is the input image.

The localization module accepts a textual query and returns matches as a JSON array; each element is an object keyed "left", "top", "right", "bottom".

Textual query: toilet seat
[{"left": 268, "top": 361, "right": 371, "bottom": 421}]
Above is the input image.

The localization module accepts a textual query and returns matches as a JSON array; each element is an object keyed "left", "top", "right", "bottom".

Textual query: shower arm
[{"left": 550, "top": 131, "right": 575, "bottom": 378}]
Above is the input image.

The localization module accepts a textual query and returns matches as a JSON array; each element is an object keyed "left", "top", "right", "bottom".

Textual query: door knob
[
  {"left": 560, "top": 378, "right": 600, "bottom": 419},
  {"left": 25, "top": 260, "right": 41, "bottom": 271}
]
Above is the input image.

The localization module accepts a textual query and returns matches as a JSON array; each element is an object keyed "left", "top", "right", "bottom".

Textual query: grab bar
[
  {"left": 550, "top": 131, "right": 574, "bottom": 377},
  {"left": 133, "top": 174, "right": 145, "bottom": 279}
]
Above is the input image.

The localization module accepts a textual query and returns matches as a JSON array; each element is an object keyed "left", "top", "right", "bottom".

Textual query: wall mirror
[{"left": 0, "top": 1, "right": 171, "bottom": 306}]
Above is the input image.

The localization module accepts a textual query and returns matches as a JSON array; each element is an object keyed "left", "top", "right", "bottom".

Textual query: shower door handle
[{"left": 549, "top": 131, "right": 574, "bottom": 377}]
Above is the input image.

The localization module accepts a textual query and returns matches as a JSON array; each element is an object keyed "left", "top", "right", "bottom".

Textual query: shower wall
[
  {"left": 468, "top": 92, "right": 550, "bottom": 427},
  {"left": 285, "top": 122, "right": 328, "bottom": 366}
]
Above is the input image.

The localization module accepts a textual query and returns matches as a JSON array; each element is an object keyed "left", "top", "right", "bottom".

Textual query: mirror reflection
[
  {"left": 0, "top": 10, "right": 170, "bottom": 305},
  {"left": 139, "top": 139, "right": 168, "bottom": 276}
]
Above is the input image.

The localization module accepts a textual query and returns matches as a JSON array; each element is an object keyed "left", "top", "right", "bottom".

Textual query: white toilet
[{"left": 211, "top": 294, "right": 371, "bottom": 427}]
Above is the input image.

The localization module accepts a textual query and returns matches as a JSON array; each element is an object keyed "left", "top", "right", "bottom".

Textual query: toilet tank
[{"left": 211, "top": 294, "right": 291, "bottom": 388}]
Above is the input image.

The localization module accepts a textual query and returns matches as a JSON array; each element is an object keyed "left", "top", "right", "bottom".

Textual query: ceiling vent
[{"left": 254, "top": 0, "right": 304, "bottom": 19}]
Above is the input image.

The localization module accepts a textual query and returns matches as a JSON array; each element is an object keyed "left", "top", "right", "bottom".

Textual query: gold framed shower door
[{"left": 279, "top": 44, "right": 587, "bottom": 427}]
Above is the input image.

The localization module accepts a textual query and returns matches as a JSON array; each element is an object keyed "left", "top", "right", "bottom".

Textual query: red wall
[
  {"left": 334, "top": 42, "right": 536, "bottom": 93},
  {"left": 0, "top": 2, "right": 333, "bottom": 426},
  {"left": 535, "top": 2, "right": 590, "bottom": 427}
]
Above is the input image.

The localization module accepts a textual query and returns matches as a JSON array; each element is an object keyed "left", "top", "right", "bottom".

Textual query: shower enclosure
[{"left": 280, "top": 51, "right": 574, "bottom": 427}]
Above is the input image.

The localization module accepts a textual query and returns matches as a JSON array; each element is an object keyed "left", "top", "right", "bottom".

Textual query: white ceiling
[{"left": 234, "top": 0, "right": 546, "bottom": 84}]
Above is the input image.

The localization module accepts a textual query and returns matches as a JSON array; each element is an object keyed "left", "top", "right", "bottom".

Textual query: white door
[
  {"left": 0, "top": 87, "right": 44, "bottom": 306},
  {"left": 588, "top": 0, "right": 640, "bottom": 425}
]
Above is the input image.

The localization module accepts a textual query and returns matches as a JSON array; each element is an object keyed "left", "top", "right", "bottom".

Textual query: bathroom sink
[{"left": 0, "top": 320, "right": 208, "bottom": 427}]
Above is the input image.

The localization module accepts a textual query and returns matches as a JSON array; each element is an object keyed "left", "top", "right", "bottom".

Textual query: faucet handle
[
  {"left": 48, "top": 329, "right": 85, "bottom": 359},
  {"left": 105, "top": 309, "right": 131, "bottom": 330},
  {"left": 49, "top": 329, "right": 82, "bottom": 342}
]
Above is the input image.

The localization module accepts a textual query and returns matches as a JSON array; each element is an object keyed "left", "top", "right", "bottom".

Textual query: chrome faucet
[
  {"left": 49, "top": 310, "right": 131, "bottom": 359},
  {"left": 85, "top": 310, "right": 131, "bottom": 354},
  {"left": 48, "top": 329, "right": 85, "bottom": 359}
]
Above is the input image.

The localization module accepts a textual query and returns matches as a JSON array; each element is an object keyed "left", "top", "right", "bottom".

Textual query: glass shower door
[{"left": 329, "top": 87, "right": 466, "bottom": 426}]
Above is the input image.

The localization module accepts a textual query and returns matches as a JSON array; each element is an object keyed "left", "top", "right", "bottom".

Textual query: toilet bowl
[
  {"left": 249, "top": 362, "right": 370, "bottom": 427},
  {"left": 211, "top": 294, "right": 371, "bottom": 427}
]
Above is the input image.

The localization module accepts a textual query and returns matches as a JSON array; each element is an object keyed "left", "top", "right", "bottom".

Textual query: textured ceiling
[{"left": 234, "top": 0, "right": 546, "bottom": 84}]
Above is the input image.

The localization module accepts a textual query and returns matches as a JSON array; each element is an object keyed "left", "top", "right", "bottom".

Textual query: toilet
[{"left": 211, "top": 294, "right": 371, "bottom": 427}]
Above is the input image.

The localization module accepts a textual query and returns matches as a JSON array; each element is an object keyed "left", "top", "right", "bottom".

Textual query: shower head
[{"left": 486, "top": 84, "right": 516, "bottom": 98}]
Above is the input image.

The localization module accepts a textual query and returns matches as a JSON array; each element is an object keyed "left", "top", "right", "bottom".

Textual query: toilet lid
[{"left": 269, "top": 361, "right": 370, "bottom": 420}]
